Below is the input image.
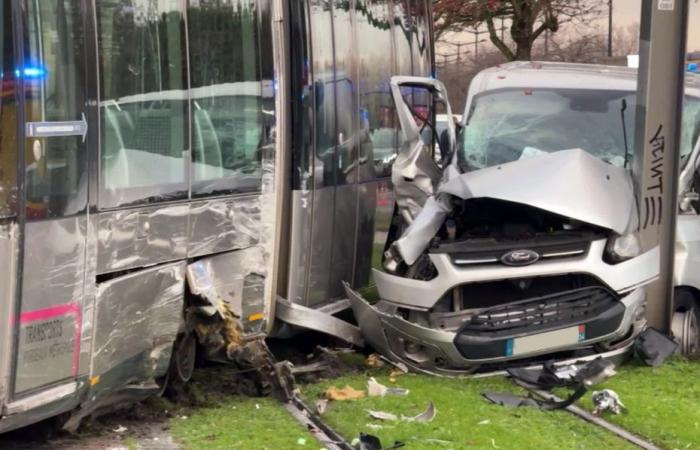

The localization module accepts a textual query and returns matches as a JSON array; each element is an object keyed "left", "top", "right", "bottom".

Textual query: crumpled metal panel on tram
[{"left": 92, "top": 262, "right": 185, "bottom": 393}]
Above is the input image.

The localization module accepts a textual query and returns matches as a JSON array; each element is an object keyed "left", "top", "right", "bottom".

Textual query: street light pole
[{"left": 608, "top": 0, "right": 613, "bottom": 57}]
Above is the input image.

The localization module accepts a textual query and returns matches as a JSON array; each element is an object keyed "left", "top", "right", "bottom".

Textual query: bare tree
[
  {"left": 434, "top": 0, "right": 604, "bottom": 61},
  {"left": 612, "top": 22, "right": 640, "bottom": 57}
]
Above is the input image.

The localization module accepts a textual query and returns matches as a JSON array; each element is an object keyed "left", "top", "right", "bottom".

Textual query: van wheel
[
  {"left": 671, "top": 288, "right": 700, "bottom": 356},
  {"left": 171, "top": 332, "right": 197, "bottom": 383}
]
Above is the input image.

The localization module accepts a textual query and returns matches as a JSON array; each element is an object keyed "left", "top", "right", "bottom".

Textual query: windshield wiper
[{"left": 621, "top": 99, "right": 631, "bottom": 168}]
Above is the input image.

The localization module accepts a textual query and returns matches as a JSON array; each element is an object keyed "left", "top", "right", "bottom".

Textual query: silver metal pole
[{"left": 633, "top": 0, "right": 689, "bottom": 330}]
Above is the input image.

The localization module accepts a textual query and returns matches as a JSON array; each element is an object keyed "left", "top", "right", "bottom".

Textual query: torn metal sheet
[
  {"left": 405, "top": 402, "right": 436, "bottom": 423},
  {"left": 188, "top": 197, "right": 261, "bottom": 258},
  {"left": 389, "top": 77, "right": 457, "bottom": 224},
  {"left": 92, "top": 262, "right": 185, "bottom": 395},
  {"left": 275, "top": 296, "right": 364, "bottom": 347},
  {"left": 187, "top": 246, "right": 268, "bottom": 336}
]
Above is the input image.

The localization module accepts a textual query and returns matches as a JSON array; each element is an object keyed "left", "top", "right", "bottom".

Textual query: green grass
[
  {"left": 122, "top": 436, "right": 138, "bottom": 450},
  {"left": 169, "top": 396, "right": 310, "bottom": 450},
  {"left": 573, "top": 357, "right": 700, "bottom": 449},
  {"left": 300, "top": 371, "right": 636, "bottom": 449}
]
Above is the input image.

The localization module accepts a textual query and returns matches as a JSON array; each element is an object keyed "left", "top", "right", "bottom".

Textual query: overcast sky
[{"left": 614, "top": 0, "right": 700, "bottom": 52}]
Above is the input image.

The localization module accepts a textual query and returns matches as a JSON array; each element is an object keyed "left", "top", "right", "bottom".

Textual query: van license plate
[{"left": 506, "top": 325, "right": 586, "bottom": 356}]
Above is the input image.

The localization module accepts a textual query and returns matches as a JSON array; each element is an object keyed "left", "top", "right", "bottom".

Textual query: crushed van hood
[{"left": 394, "top": 149, "right": 638, "bottom": 266}]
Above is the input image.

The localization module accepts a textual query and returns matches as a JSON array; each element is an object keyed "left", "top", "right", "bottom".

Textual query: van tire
[{"left": 671, "top": 288, "right": 700, "bottom": 356}]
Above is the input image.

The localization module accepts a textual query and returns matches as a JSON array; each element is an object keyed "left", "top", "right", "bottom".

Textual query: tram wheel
[
  {"left": 671, "top": 288, "right": 700, "bottom": 356},
  {"left": 171, "top": 332, "right": 197, "bottom": 383}
]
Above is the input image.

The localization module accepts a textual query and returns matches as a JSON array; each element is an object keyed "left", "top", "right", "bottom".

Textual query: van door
[{"left": 13, "top": 0, "right": 91, "bottom": 396}]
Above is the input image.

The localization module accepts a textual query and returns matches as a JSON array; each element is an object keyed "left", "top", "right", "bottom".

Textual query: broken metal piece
[
  {"left": 367, "top": 378, "right": 409, "bottom": 397},
  {"left": 405, "top": 402, "right": 436, "bottom": 423},
  {"left": 367, "top": 410, "right": 398, "bottom": 421},
  {"left": 592, "top": 389, "right": 625, "bottom": 416},
  {"left": 275, "top": 296, "right": 365, "bottom": 347},
  {"left": 634, "top": 327, "right": 679, "bottom": 366}
]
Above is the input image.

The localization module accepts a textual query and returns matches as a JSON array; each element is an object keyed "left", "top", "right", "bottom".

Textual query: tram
[{"left": 0, "top": 0, "right": 432, "bottom": 432}]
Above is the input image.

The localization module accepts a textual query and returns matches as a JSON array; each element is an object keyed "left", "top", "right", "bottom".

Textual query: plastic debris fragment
[
  {"left": 367, "top": 377, "right": 409, "bottom": 397},
  {"left": 324, "top": 385, "right": 365, "bottom": 401},
  {"left": 591, "top": 389, "right": 626, "bottom": 415},
  {"left": 367, "top": 410, "right": 399, "bottom": 421}
]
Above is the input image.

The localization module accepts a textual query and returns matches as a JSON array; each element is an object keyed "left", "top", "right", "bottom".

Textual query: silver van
[{"left": 344, "top": 62, "right": 695, "bottom": 374}]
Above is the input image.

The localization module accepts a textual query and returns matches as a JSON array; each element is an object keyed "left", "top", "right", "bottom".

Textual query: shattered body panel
[
  {"left": 92, "top": 262, "right": 185, "bottom": 396},
  {"left": 348, "top": 76, "right": 659, "bottom": 374},
  {"left": 394, "top": 149, "right": 638, "bottom": 266}
]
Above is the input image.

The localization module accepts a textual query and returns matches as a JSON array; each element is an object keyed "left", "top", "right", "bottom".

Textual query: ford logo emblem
[{"left": 500, "top": 249, "right": 540, "bottom": 266}]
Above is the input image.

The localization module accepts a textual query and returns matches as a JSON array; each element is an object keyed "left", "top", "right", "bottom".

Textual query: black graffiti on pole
[{"left": 643, "top": 124, "right": 664, "bottom": 229}]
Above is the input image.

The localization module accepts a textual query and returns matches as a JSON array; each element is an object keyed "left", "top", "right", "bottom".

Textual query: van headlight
[{"left": 605, "top": 232, "right": 641, "bottom": 262}]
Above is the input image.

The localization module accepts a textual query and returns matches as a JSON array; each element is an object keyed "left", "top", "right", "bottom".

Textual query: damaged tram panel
[{"left": 346, "top": 76, "right": 660, "bottom": 375}]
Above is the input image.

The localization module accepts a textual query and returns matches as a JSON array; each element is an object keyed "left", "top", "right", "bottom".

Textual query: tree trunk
[{"left": 514, "top": 41, "right": 532, "bottom": 60}]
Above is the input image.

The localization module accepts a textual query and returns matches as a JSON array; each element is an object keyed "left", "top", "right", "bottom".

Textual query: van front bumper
[{"left": 345, "top": 284, "right": 646, "bottom": 375}]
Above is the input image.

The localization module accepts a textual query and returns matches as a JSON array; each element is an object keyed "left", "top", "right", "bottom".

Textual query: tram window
[
  {"left": 96, "top": 0, "right": 188, "bottom": 209},
  {"left": 0, "top": 3, "right": 17, "bottom": 218},
  {"left": 24, "top": 0, "right": 87, "bottom": 218},
  {"left": 188, "top": 0, "right": 264, "bottom": 196},
  {"left": 356, "top": 0, "right": 396, "bottom": 179},
  {"left": 309, "top": 0, "right": 335, "bottom": 186}
]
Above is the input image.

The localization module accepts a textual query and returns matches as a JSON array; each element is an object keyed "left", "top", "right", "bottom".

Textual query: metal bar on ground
[
  {"left": 524, "top": 387, "right": 662, "bottom": 450},
  {"left": 284, "top": 396, "right": 354, "bottom": 450}
]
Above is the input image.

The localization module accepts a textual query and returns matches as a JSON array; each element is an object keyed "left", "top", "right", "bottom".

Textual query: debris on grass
[
  {"left": 112, "top": 425, "right": 128, "bottom": 434},
  {"left": 591, "top": 389, "right": 626, "bottom": 416},
  {"left": 324, "top": 385, "right": 365, "bottom": 401},
  {"left": 367, "top": 377, "right": 409, "bottom": 397},
  {"left": 315, "top": 399, "right": 329, "bottom": 415},
  {"left": 633, "top": 328, "right": 679, "bottom": 367},
  {"left": 367, "top": 410, "right": 399, "bottom": 421},
  {"left": 367, "top": 402, "right": 436, "bottom": 423},
  {"left": 366, "top": 354, "right": 385, "bottom": 368},
  {"left": 353, "top": 433, "right": 405, "bottom": 450},
  {"left": 404, "top": 402, "right": 435, "bottom": 423}
]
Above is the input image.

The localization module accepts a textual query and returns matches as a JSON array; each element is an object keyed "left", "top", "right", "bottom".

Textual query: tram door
[
  {"left": 290, "top": 0, "right": 361, "bottom": 308},
  {"left": 12, "top": 0, "right": 91, "bottom": 396}
]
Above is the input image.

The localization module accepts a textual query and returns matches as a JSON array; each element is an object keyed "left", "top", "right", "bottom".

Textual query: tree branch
[{"left": 484, "top": 10, "right": 515, "bottom": 60}]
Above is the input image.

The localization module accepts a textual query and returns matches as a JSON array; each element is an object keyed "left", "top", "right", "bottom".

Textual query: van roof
[{"left": 469, "top": 60, "right": 700, "bottom": 95}]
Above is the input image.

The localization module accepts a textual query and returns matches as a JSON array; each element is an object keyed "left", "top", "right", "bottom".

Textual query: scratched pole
[{"left": 633, "top": 0, "right": 689, "bottom": 330}]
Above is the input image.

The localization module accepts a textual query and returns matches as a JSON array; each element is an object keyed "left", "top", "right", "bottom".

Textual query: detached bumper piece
[{"left": 454, "top": 287, "right": 625, "bottom": 360}]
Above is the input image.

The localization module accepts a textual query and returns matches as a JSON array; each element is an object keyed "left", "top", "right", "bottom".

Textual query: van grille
[{"left": 462, "top": 286, "right": 619, "bottom": 335}]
